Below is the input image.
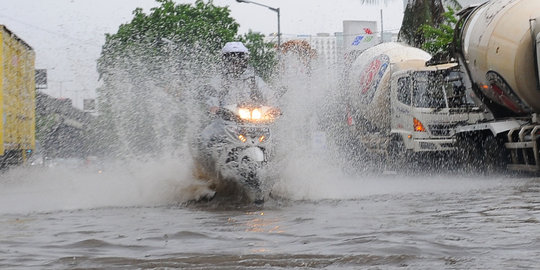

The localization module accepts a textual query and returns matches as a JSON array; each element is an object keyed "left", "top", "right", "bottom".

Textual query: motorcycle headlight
[
  {"left": 252, "top": 108, "right": 262, "bottom": 120},
  {"left": 237, "top": 106, "right": 280, "bottom": 122},
  {"left": 238, "top": 108, "right": 251, "bottom": 120},
  {"left": 238, "top": 107, "right": 263, "bottom": 121}
]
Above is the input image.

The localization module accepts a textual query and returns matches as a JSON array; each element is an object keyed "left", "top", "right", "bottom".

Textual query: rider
[
  {"left": 207, "top": 41, "right": 274, "bottom": 111},
  {"left": 193, "top": 42, "right": 274, "bottom": 174}
]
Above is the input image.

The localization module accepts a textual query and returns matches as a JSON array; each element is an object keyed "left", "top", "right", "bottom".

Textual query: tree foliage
[
  {"left": 279, "top": 40, "right": 317, "bottom": 75},
  {"left": 95, "top": 0, "right": 278, "bottom": 157},
  {"left": 238, "top": 31, "right": 277, "bottom": 81},
  {"left": 421, "top": 7, "right": 458, "bottom": 57},
  {"left": 98, "top": 0, "right": 240, "bottom": 77},
  {"left": 96, "top": 0, "right": 242, "bottom": 156},
  {"left": 359, "top": 0, "right": 461, "bottom": 52},
  {"left": 398, "top": 0, "right": 445, "bottom": 47}
]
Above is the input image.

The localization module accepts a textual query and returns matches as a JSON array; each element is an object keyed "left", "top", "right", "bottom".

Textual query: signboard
[
  {"left": 35, "top": 69, "right": 47, "bottom": 89},
  {"left": 343, "top": 20, "right": 379, "bottom": 52}
]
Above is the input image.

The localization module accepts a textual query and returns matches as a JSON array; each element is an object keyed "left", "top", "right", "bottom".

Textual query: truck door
[{"left": 391, "top": 72, "right": 412, "bottom": 134}]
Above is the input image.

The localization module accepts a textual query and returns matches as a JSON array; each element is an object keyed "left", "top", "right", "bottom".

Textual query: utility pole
[
  {"left": 380, "top": 9, "right": 384, "bottom": 43},
  {"left": 236, "top": 0, "right": 281, "bottom": 49}
]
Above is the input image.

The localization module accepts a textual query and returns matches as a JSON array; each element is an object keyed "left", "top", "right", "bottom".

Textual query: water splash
[
  {"left": 10, "top": 33, "right": 509, "bottom": 212},
  {"left": 0, "top": 158, "right": 213, "bottom": 214}
]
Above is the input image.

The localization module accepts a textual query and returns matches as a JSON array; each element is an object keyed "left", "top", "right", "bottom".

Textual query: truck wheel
[
  {"left": 456, "top": 132, "right": 507, "bottom": 174},
  {"left": 455, "top": 133, "right": 478, "bottom": 172},
  {"left": 387, "top": 136, "right": 411, "bottom": 172},
  {"left": 481, "top": 134, "right": 508, "bottom": 173}
]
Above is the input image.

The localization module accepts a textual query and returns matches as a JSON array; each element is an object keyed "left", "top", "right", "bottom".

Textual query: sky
[{"left": 0, "top": 0, "right": 415, "bottom": 109}]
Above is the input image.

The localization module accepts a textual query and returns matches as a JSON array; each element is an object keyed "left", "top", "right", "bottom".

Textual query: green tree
[
  {"left": 95, "top": 0, "right": 279, "bottom": 157},
  {"left": 96, "top": 0, "right": 241, "bottom": 157},
  {"left": 399, "top": 0, "right": 445, "bottom": 47},
  {"left": 360, "top": 0, "right": 461, "bottom": 48},
  {"left": 238, "top": 30, "right": 277, "bottom": 81},
  {"left": 421, "top": 7, "right": 458, "bottom": 60},
  {"left": 98, "top": 0, "right": 240, "bottom": 78}
]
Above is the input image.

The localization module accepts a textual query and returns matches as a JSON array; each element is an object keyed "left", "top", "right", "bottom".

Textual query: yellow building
[{"left": 0, "top": 25, "right": 36, "bottom": 164}]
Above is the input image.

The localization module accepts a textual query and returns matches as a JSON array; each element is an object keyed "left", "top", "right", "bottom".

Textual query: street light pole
[
  {"left": 276, "top": 7, "right": 280, "bottom": 49},
  {"left": 236, "top": 0, "right": 281, "bottom": 49}
]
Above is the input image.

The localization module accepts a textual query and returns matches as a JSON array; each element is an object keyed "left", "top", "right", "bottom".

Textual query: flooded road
[{"left": 1, "top": 162, "right": 540, "bottom": 269}]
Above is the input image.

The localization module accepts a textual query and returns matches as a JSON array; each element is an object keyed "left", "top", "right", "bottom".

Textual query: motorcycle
[{"left": 193, "top": 103, "right": 281, "bottom": 203}]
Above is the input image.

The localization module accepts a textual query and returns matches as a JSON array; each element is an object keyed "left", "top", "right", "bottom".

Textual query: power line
[{"left": 0, "top": 11, "right": 97, "bottom": 45}]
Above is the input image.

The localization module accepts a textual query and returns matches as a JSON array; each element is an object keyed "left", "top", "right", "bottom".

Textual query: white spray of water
[
  {"left": 268, "top": 51, "right": 362, "bottom": 200},
  {"left": 0, "top": 158, "right": 212, "bottom": 214},
  {"left": 262, "top": 49, "right": 511, "bottom": 202},
  {"left": 1, "top": 40, "right": 510, "bottom": 214},
  {"left": 271, "top": 159, "right": 509, "bottom": 201}
]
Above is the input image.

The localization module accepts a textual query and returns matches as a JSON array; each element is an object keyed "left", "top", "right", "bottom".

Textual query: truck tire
[
  {"left": 456, "top": 132, "right": 508, "bottom": 174},
  {"left": 481, "top": 134, "right": 509, "bottom": 174},
  {"left": 387, "top": 136, "right": 413, "bottom": 172}
]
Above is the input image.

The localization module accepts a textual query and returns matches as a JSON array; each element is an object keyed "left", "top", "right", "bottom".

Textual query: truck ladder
[{"left": 505, "top": 125, "right": 540, "bottom": 172}]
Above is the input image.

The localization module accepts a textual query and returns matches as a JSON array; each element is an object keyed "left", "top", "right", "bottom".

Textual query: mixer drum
[{"left": 460, "top": 0, "right": 540, "bottom": 116}]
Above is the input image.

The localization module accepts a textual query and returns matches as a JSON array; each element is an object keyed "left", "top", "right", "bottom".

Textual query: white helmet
[{"left": 221, "top": 42, "right": 249, "bottom": 55}]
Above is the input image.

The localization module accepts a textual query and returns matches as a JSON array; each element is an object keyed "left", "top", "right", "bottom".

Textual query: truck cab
[{"left": 390, "top": 64, "right": 486, "bottom": 152}]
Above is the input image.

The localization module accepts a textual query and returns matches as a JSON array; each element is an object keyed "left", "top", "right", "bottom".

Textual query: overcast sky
[{"left": 1, "top": 0, "right": 408, "bottom": 108}]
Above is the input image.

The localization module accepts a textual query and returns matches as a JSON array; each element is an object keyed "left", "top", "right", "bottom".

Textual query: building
[{"left": 265, "top": 20, "right": 395, "bottom": 68}]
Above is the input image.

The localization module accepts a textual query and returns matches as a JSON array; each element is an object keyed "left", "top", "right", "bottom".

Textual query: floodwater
[{"left": 1, "top": 160, "right": 540, "bottom": 269}]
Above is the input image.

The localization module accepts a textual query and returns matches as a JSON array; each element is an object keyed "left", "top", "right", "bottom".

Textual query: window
[
  {"left": 397, "top": 77, "right": 411, "bottom": 105},
  {"left": 411, "top": 70, "right": 475, "bottom": 109},
  {"left": 412, "top": 72, "right": 446, "bottom": 108},
  {"left": 445, "top": 71, "right": 475, "bottom": 107}
]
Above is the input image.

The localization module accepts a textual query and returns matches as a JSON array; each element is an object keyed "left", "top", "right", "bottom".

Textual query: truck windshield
[{"left": 412, "top": 71, "right": 473, "bottom": 109}]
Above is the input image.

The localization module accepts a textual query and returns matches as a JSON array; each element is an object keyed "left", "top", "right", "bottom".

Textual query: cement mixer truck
[
  {"left": 451, "top": 0, "right": 540, "bottom": 172},
  {"left": 343, "top": 42, "right": 486, "bottom": 169}
]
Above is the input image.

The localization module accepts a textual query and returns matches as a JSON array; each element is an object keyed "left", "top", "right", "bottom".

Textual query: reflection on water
[{"left": 242, "top": 212, "right": 285, "bottom": 234}]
